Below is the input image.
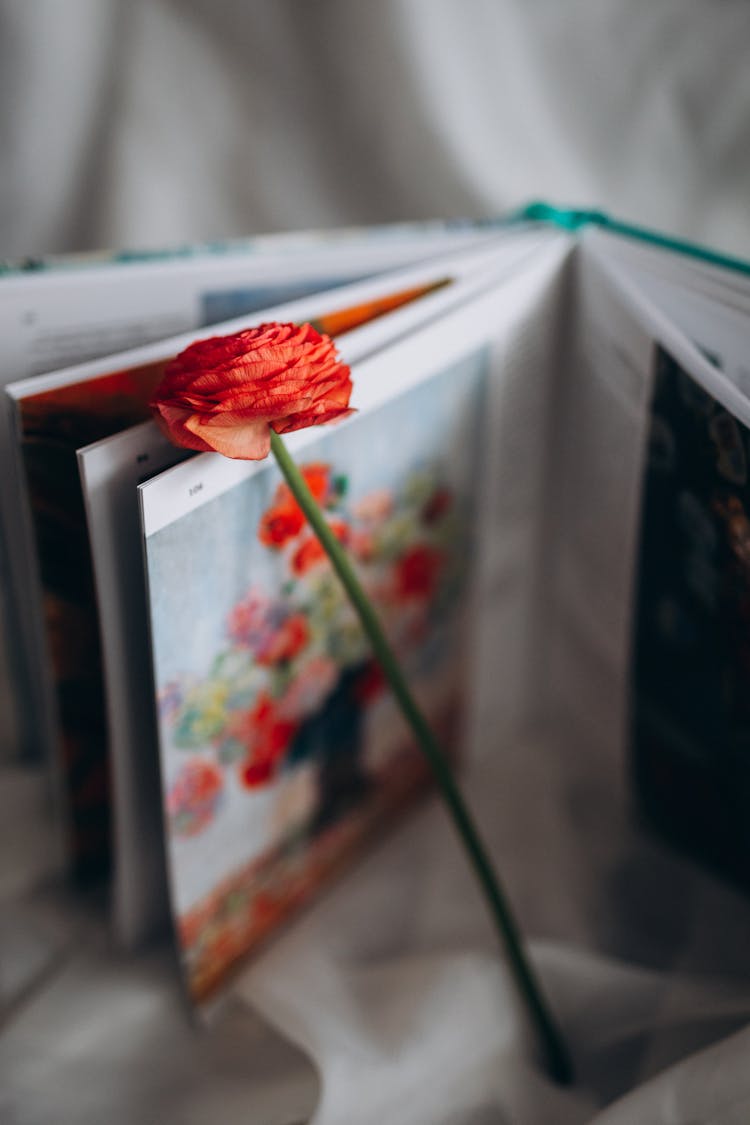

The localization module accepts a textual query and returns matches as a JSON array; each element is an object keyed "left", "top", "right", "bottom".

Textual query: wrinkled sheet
[
  {"left": 2, "top": 1, "right": 750, "bottom": 259},
  {"left": 4, "top": 723, "right": 750, "bottom": 1124},
  {"left": 3, "top": 2, "right": 750, "bottom": 1122}
]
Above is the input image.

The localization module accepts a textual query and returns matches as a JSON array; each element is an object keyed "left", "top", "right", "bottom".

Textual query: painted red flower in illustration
[
  {"left": 167, "top": 758, "right": 224, "bottom": 836},
  {"left": 258, "top": 463, "right": 334, "bottom": 548},
  {"left": 239, "top": 755, "right": 275, "bottom": 789},
  {"left": 255, "top": 612, "right": 310, "bottom": 666},
  {"left": 258, "top": 504, "right": 306, "bottom": 548},
  {"left": 278, "top": 463, "right": 332, "bottom": 508},
  {"left": 290, "top": 537, "right": 327, "bottom": 576},
  {"left": 291, "top": 518, "right": 350, "bottom": 575},
  {"left": 395, "top": 543, "right": 444, "bottom": 600},
  {"left": 150, "top": 324, "right": 353, "bottom": 460},
  {"left": 233, "top": 693, "right": 299, "bottom": 788}
]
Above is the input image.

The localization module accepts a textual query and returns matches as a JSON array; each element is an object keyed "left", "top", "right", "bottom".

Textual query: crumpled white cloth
[
  {"left": 3, "top": 0, "right": 750, "bottom": 259},
  {"left": 239, "top": 938, "right": 750, "bottom": 1125},
  {"left": 232, "top": 728, "right": 750, "bottom": 1125}
]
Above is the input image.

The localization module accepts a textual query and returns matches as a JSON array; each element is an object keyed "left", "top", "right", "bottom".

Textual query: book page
[
  {"left": 543, "top": 245, "right": 657, "bottom": 787},
  {"left": 78, "top": 422, "right": 192, "bottom": 946},
  {"left": 138, "top": 249, "right": 571, "bottom": 1004},
  {"left": 548, "top": 238, "right": 750, "bottom": 773},
  {"left": 540, "top": 238, "right": 750, "bottom": 903},
  {"left": 631, "top": 344, "right": 750, "bottom": 887},
  {"left": 580, "top": 238, "right": 750, "bottom": 887},
  {"left": 584, "top": 226, "right": 750, "bottom": 394}
]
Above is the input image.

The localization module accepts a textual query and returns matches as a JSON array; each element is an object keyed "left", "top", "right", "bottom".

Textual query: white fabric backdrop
[{"left": 2, "top": 0, "right": 750, "bottom": 259}]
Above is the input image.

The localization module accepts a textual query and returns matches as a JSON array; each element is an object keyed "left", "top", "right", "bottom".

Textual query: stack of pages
[{"left": 2, "top": 205, "right": 749, "bottom": 1011}]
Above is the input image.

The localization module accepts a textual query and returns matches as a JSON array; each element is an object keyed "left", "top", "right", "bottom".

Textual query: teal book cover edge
[
  {"left": 3, "top": 202, "right": 749, "bottom": 280},
  {"left": 518, "top": 200, "right": 750, "bottom": 280}
]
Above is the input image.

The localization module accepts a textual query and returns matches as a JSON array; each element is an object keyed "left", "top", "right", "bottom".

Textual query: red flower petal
[{"left": 150, "top": 323, "right": 354, "bottom": 460}]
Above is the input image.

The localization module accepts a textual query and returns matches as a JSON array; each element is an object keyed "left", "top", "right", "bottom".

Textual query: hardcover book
[{"left": 3, "top": 205, "right": 749, "bottom": 1003}]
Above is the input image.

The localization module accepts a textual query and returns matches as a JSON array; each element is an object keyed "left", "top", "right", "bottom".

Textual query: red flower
[
  {"left": 258, "top": 463, "right": 334, "bottom": 548},
  {"left": 255, "top": 613, "right": 310, "bottom": 666},
  {"left": 258, "top": 505, "right": 306, "bottom": 548},
  {"left": 167, "top": 759, "right": 224, "bottom": 836},
  {"left": 150, "top": 324, "right": 354, "bottom": 460},
  {"left": 240, "top": 757, "right": 277, "bottom": 789},
  {"left": 395, "top": 544, "right": 443, "bottom": 600},
  {"left": 291, "top": 519, "right": 350, "bottom": 575},
  {"left": 232, "top": 693, "right": 299, "bottom": 789},
  {"left": 291, "top": 538, "right": 325, "bottom": 575},
  {"left": 276, "top": 463, "right": 332, "bottom": 508}
]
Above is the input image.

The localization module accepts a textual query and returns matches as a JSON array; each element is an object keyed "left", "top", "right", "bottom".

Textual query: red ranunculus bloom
[{"left": 150, "top": 324, "right": 354, "bottom": 460}]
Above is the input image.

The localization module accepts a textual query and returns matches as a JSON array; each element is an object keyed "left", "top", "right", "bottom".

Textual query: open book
[{"left": 3, "top": 205, "right": 749, "bottom": 1006}]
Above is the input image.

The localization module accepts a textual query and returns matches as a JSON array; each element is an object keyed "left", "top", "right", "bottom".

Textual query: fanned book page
[
  {"left": 632, "top": 345, "right": 750, "bottom": 887},
  {"left": 140, "top": 347, "right": 488, "bottom": 1003},
  {"left": 136, "top": 233, "right": 570, "bottom": 1003}
]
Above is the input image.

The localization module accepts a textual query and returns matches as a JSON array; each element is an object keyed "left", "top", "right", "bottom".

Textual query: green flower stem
[{"left": 270, "top": 430, "right": 573, "bottom": 1085}]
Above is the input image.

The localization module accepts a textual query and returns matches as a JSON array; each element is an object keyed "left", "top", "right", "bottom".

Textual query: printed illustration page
[
  {"left": 139, "top": 238, "right": 572, "bottom": 1004},
  {"left": 543, "top": 237, "right": 750, "bottom": 891},
  {"left": 5, "top": 227, "right": 563, "bottom": 880},
  {"left": 581, "top": 238, "right": 750, "bottom": 886},
  {"left": 631, "top": 345, "right": 750, "bottom": 886}
]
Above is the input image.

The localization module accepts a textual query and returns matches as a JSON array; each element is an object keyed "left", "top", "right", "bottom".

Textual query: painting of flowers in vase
[{"left": 144, "top": 350, "right": 488, "bottom": 1002}]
